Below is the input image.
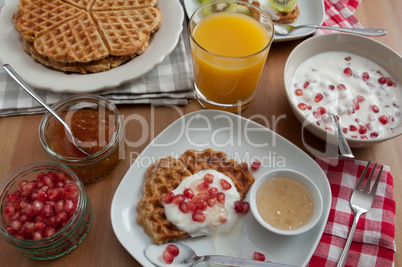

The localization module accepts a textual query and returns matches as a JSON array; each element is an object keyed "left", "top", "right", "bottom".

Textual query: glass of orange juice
[{"left": 189, "top": 0, "right": 274, "bottom": 112}]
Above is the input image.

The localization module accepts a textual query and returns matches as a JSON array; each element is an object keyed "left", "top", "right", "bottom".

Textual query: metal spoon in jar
[
  {"left": 273, "top": 22, "right": 387, "bottom": 36},
  {"left": 144, "top": 243, "right": 295, "bottom": 267},
  {"left": 2, "top": 64, "right": 91, "bottom": 156}
]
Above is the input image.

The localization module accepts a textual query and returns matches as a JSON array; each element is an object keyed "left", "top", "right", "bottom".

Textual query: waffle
[
  {"left": 13, "top": 0, "right": 162, "bottom": 74},
  {"left": 136, "top": 149, "right": 255, "bottom": 244}
]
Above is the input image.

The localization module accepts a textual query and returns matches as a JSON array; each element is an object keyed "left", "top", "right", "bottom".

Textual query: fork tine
[
  {"left": 370, "top": 165, "right": 383, "bottom": 195},
  {"left": 356, "top": 161, "right": 371, "bottom": 189},
  {"left": 363, "top": 163, "right": 377, "bottom": 192}
]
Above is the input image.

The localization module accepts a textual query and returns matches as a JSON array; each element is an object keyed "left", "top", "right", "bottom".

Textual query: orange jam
[{"left": 50, "top": 109, "right": 116, "bottom": 157}]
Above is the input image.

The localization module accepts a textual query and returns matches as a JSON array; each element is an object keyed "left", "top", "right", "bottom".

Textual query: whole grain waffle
[
  {"left": 136, "top": 148, "right": 255, "bottom": 244},
  {"left": 13, "top": 0, "right": 162, "bottom": 74}
]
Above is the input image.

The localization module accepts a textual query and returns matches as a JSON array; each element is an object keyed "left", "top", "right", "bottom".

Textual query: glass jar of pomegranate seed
[
  {"left": 39, "top": 94, "right": 125, "bottom": 182},
  {"left": 0, "top": 161, "right": 92, "bottom": 260}
]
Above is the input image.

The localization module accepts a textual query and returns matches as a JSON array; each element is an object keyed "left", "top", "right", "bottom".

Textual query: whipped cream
[
  {"left": 291, "top": 51, "right": 401, "bottom": 140},
  {"left": 163, "top": 170, "right": 241, "bottom": 237}
]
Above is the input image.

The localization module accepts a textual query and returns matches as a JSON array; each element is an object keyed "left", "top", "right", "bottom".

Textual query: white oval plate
[
  {"left": 0, "top": 0, "right": 184, "bottom": 93},
  {"left": 183, "top": 0, "right": 325, "bottom": 42},
  {"left": 111, "top": 110, "right": 331, "bottom": 266}
]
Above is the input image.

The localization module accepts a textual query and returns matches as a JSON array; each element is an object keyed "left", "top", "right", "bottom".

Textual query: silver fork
[{"left": 337, "top": 161, "right": 383, "bottom": 267}]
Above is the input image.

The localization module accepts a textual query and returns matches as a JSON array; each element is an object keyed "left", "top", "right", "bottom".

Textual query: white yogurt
[
  {"left": 163, "top": 169, "right": 241, "bottom": 237},
  {"left": 291, "top": 51, "right": 401, "bottom": 139}
]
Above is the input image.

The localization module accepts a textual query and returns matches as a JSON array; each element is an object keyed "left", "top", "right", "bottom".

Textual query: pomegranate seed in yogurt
[{"left": 292, "top": 51, "right": 401, "bottom": 140}]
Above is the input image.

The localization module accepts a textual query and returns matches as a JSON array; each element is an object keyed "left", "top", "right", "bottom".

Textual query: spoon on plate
[
  {"left": 274, "top": 22, "right": 387, "bottom": 36},
  {"left": 2, "top": 64, "right": 91, "bottom": 156},
  {"left": 144, "top": 243, "right": 295, "bottom": 267}
]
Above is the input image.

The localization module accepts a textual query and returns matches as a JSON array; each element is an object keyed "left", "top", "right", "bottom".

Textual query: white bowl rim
[
  {"left": 250, "top": 168, "right": 323, "bottom": 236},
  {"left": 284, "top": 32, "right": 402, "bottom": 147}
]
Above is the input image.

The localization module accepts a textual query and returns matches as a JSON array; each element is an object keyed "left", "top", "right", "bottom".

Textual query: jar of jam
[{"left": 39, "top": 95, "right": 125, "bottom": 182}]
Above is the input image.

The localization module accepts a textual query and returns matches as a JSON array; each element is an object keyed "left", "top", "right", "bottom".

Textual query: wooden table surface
[{"left": 0, "top": 0, "right": 401, "bottom": 266}]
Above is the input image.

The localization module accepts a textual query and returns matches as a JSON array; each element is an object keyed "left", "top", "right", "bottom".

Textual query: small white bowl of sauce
[{"left": 250, "top": 169, "right": 323, "bottom": 235}]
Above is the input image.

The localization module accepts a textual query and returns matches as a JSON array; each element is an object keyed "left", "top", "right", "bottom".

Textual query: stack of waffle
[{"left": 12, "top": 0, "right": 162, "bottom": 74}]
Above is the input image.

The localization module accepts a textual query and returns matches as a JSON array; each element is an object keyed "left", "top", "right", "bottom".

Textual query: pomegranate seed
[
  {"left": 198, "top": 202, "right": 208, "bottom": 211},
  {"left": 10, "top": 220, "right": 22, "bottom": 231},
  {"left": 314, "top": 93, "right": 324, "bottom": 103},
  {"left": 234, "top": 201, "right": 244, "bottom": 213},
  {"left": 312, "top": 111, "right": 320, "bottom": 118},
  {"left": 36, "top": 172, "right": 45, "bottom": 182},
  {"left": 24, "top": 222, "right": 35, "bottom": 234},
  {"left": 370, "top": 131, "right": 379, "bottom": 138},
  {"left": 34, "top": 221, "right": 46, "bottom": 232},
  {"left": 163, "top": 250, "right": 174, "bottom": 264},
  {"left": 172, "top": 194, "right": 186, "bottom": 205},
  {"left": 317, "top": 107, "right": 327, "bottom": 115},
  {"left": 219, "top": 216, "right": 228, "bottom": 224},
  {"left": 337, "top": 84, "right": 346, "bottom": 90},
  {"left": 328, "top": 84, "right": 335, "bottom": 90},
  {"left": 183, "top": 188, "right": 194, "bottom": 199},
  {"left": 345, "top": 56, "right": 351, "bottom": 61},
  {"left": 44, "top": 227, "right": 56, "bottom": 237},
  {"left": 166, "top": 244, "right": 180, "bottom": 257},
  {"left": 353, "top": 99, "right": 360, "bottom": 110},
  {"left": 378, "top": 77, "right": 386, "bottom": 84},
  {"left": 362, "top": 72, "right": 370, "bottom": 81},
  {"left": 203, "top": 173, "right": 214, "bottom": 183},
  {"left": 162, "top": 192, "right": 175, "bottom": 204},
  {"left": 349, "top": 125, "right": 357, "bottom": 131},
  {"left": 242, "top": 202, "right": 250, "bottom": 214},
  {"left": 342, "top": 127, "right": 348, "bottom": 134},
  {"left": 24, "top": 204, "right": 36, "bottom": 216},
  {"left": 208, "top": 187, "right": 218, "bottom": 199},
  {"left": 192, "top": 193, "right": 209, "bottom": 205},
  {"left": 46, "top": 216, "right": 57, "bottom": 228},
  {"left": 32, "top": 231, "right": 43, "bottom": 240},
  {"left": 217, "top": 192, "right": 225, "bottom": 204},
  {"left": 32, "top": 200, "right": 44, "bottom": 215},
  {"left": 371, "top": 105, "right": 380, "bottom": 113},
  {"left": 358, "top": 125, "right": 367, "bottom": 134},
  {"left": 55, "top": 200, "right": 65, "bottom": 214},
  {"left": 18, "top": 180, "right": 29, "bottom": 192},
  {"left": 220, "top": 179, "right": 232, "bottom": 190},
  {"left": 361, "top": 135, "right": 368, "bottom": 139},
  {"left": 343, "top": 67, "right": 353, "bottom": 77},
  {"left": 206, "top": 198, "right": 216, "bottom": 207},
  {"left": 187, "top": 202, "right": 199, "bottom": 213},
  {"left": 55, "top": 171, "right": 67, "bottom": 182},
  {"left": 298, "top": 103, "right": 307, "bottom": 110},
  {"left": 41, "top": 204, "right": 54, "bottom": 217},
  {"left": 64, "top": 200, "right": 76, "bottom": 213},
  {"left": 43, "top": 176, "right": 54, "bottom": 189},
  {"left": 4, "top": 206, "right": 15, "bottom": 216},
  {"left": 303, "top": 81, "right": 310, "bottom": 88},
  {"left": 64, "top": 184, "right": 78, "bottom": 195},
  {"left": 56, "top": 211, "right": 69, "bottom": 223},
  {"left": 254, "top": 252, "right": 266, "bottom": 261},
  {"left": 192, "top": 211, "right": 206, "bottom": 223},
  {"left": 250, "top": 161, "right": 261, "bottom": 171},
  {"left": 385, "top": 77, "right": 394, "bottom": 86},
  {"left": 178, "top": 202, "right": 188, "bottom": 213},
  {"left": 379, "top": 115, "right": 389, "bottom": 125},
  {"left": 197, "top": 181, "right": 210, "bottom": 191},
  {"left": 47, "top": 188, "right": 61, "bottom": 202},
  {"left": 356, "top": 95, "right": 365, "bottom": 102},
  {"left": 6, "top": 193, "right": 20, "bottom": 203},
  {"left": 295, "top": 89, "right": 303, "bottom": 96}
]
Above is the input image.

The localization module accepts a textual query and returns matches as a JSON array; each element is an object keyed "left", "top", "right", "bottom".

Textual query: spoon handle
[
  {"left": 2, "top": 64, "right": 74, "bottom": 137},
  {"left": 331, "top": 114, "right": 354, "bottom": 159},
  {"left": 306, "top": 25, "right": 387, "bottom": 36},
  {"left": 201, "top": 255, "right": 295, "bottom": 267}
]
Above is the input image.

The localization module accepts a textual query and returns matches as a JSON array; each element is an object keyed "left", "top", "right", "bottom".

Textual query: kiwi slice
[
  {"left": 269, "top": 0, "right": 297, "bottom": 12},
  {"left": 202, "top": 1, "right": 252, "bottom": 17}
]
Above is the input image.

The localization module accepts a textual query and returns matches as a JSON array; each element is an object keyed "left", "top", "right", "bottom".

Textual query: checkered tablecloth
[
  {"left": 0, "top": 0, "right": 195, "bottom": 117},
  {"left": 308, "top": 158, "right": 396, "bottom": 267}
]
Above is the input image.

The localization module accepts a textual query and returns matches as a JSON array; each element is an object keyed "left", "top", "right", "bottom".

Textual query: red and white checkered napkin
[
  {"left": 315, "top": 0, "right": 364, "bottom": 35},
  {"left": 308, "top": 158, "right": 396, "bottom": 267}
]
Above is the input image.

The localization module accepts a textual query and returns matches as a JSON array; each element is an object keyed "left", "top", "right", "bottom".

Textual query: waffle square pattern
[{"left": 13, "top": 0, "right": 162, "bottom": 73}]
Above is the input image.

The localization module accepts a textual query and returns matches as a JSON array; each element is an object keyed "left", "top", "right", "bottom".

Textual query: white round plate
[
  {"left": 183, "top": 0, "right": 325, "bottom": 42},
  {"left": 111, "top": 110, "right": 331, "bottom": 266},
  {"left": 0, "top": 0, "right": 184, "bottom": 93}
]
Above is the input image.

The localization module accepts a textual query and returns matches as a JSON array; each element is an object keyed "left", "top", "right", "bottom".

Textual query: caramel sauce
[{"left": 256, "top": 176, "right": 314, "bottom": 230}]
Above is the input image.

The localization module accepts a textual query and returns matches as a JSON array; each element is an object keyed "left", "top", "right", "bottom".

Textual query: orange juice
[{"left": 190, "top": 12, "right": 272, "bottom": 106}]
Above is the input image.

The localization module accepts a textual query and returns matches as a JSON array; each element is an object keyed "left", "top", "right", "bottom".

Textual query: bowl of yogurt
[
  {"left": 249, "top": 169, "right": 323, "bottom": 236},
  {"left": 284, "top": 33, "right": 402, "bottom": 147}
]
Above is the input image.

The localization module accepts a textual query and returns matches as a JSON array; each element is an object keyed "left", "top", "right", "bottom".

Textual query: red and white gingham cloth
[
  {"left": 315, "top": 0, "right": 364, "bottom": 35},
  {"left": 308, "top": 158, "right": 396, "bottom": 267}
]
